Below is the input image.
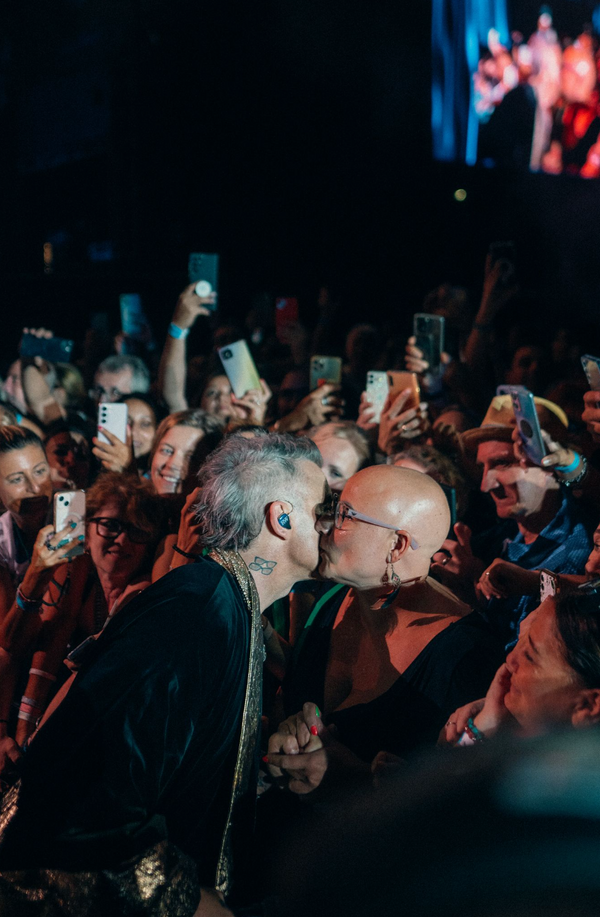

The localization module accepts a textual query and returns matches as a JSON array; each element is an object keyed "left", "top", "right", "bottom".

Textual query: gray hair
[
  {"left": 96, "top": 355, "right": 150, "bottom": 393},
  {"left": 195, "top": 433, "right": 322, "bottom": 551}
]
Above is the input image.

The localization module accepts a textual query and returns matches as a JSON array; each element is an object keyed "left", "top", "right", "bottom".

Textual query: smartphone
[
  {"left": 310, "top": 356, "right": 342, "bottom": 391},
  {"left": 275, "top": 297, "right": 299, "bottom": 342},
  {"left": 387, "top": 371, "right": 421, "bottom": 412},
  {"left": 97, "top": 403, "right": 128, "bottom": 445},
  {"left": 218, "top": 340, "right": 261, "bottom": 398},
  {"left": 496, "top": 384, "right": 527, "bottom": 398},
  {"left": 365, "top": 371, "right": 389, "bottom": 424},
  {"left": 539, "top": 569, "right": 559, "bottom": 601},
  {"left": 119, "top": 294, "right": 149, "bottom": 342},
  {"left": 581, "top": 354, "right": 600, "bottom": 392},
  {"left": 188, "top": 252, "right": 219, "bottom": 311},
  {"left": 20, "top": 334, "right": 74, "bottom": 364},
  {"left": 511, "top": 389, "right": 546, "bottom": 465},
  {"left": 413, "top": 314, "right": 445, "bottom": 373},
  {"left": 53, "top": 490, "right": 86, "bottom": 558}
]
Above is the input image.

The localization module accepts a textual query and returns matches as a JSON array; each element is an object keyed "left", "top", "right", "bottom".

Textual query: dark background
[{"left": 1, "top": 0, "right": 599, "bottom": 360}]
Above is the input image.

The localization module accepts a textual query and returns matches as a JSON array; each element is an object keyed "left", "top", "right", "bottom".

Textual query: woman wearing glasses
[
  {"left": 15, "top": 472, "right": 163, "bottom": 746},
  {"left": 272, "top": 464, "right": 503, "bottom": 784}
]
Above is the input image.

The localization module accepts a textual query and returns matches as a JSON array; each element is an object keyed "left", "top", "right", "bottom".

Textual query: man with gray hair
[
  {"left": 0, "top": 434, "right": 329, "bottom": 916},
  {"left": 92, "top": 354, "right": 151, "bottom": 404}
]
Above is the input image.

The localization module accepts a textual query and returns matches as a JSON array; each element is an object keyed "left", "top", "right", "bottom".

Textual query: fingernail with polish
[
  {"left": 70, "top": 522, "right": 77, "bottom": 529},
  {"left": 310, "top": 725, "right": 318, "bottom": 736},
  {"left": 261, "top": 755, "right": 269, "bottom": 764},
  {"left": 78, "top": 535, "right": 85, "bottom": 542},
  {"left": 315, "top": 706, "right": 321, "bottom": 717}
]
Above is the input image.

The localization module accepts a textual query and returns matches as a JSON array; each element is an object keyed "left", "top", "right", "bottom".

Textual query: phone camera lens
[{"left": 222, "top": 349, "right": 232, "bottom": 360}]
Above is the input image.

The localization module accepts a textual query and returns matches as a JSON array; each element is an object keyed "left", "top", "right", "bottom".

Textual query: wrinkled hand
[
  {"left": 93, "top": 426, "right": 134, "bottom": 473},
  {"left": 582, "top": 389, "right": 600, "bottom": 441},
  {"left": 476, "top": 558, "right": 537, "bottom": 601},
  {"left": 0, "top": 735, "right": 22, "bottom": 776},
  {"left": 172, "top": 283, "right": 216, "bottom": 331},
  {"left": 265, "top": 702, "right": 329, "bottom": 794},
  {"left": 28, "top": 523, "right": 83, "bottom": 576},
  {"left": 440, "top": 698, "right": 485, "bottom": 746},
  {"left": 231, "top": 379, "right": 272, "bottom": 425},
  {"left": 431, "top": 522, "right": 484, "bottom": 587},
  {"left": 377, "top": 389, "right": 429, "bottom": 455}
]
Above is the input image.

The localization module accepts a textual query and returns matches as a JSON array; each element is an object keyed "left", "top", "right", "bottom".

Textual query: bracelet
[
  {"left": 20, "top": 697, "right": 42, "bottom": 710},
  {"left": 29, "top": 668, "right": 57, "bottom": 682},
  {"left": 15, "top": 587, "right": 42, "bottom": 613},
  {"left": 17, "top": 710, "right": 37, "bottom": 723},
  {"left": 464, "top": 716, "right": 485, "bottom": 743},
  {"left": 555, "top": 454, "right": 580, "bottom": 474},
  {"left": 172, "top": 545, "right": 201, "bottom": 560},
  {"left": 561, "top": 455, "right": 588, "bottom": 487},
  {"left": 168, "top": 322, "right": 189, "bottom": 341}
]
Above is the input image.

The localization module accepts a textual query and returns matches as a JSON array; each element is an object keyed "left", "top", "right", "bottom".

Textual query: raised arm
[{"left": 158, "top": 285, "right": 215, "bottom": 413}]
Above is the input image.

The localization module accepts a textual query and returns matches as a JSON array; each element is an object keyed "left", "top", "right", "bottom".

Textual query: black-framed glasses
[{"left": 89, "top": 517, "right": 155, "bottom": 544}]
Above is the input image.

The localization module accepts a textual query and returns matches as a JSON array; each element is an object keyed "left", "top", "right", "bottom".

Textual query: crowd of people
[
  {"left": 475, "top": 8, "right": 600, "bottom": 174},
  {"left": 0, "top": 249, "right": 599, "bottom": 915}
]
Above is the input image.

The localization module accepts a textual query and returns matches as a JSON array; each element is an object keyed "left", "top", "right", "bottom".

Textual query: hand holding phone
[
  {"left": 581, "top": 354, "right": 600, "bottom": 392},
  {"left": 218, "top": 341, "right": 261, "bottom": 398},
  {"left": 188, "top": 253, "right": 219, "bottom": 312},
  {"left": 53, "top": 490, "right": 86, "bottom": 559},
  {"left": 310, "top": 356, "right": 342, "bottom": 391},
  {"left": 510, "top": 389, "right": 546, "bottom": 466}
]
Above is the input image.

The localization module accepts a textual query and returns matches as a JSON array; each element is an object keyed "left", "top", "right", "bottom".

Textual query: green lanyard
[{"left": 292, "top": 583, "right": 346, "bottom": 666}]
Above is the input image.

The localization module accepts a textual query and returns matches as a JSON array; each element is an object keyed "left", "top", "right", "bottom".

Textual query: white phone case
[
  {"left": 97, "top": 403, "right": 128, "bottom": 445},
  {"left": 53, "top": 490, "right": 86, "bottom": 558},
  {"left": 365, "top": 371, "right": 389, "bottom": 424},
  {"left": 218, "top": 340, "right": 261, "bottom": 398}
]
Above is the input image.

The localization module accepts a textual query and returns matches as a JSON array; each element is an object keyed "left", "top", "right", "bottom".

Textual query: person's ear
[
  {"left": 388, "top": 530, "right": 412, "bottom": 564},
  {"left": 266, "top": 501, "right": 294, "bottom": 538},
  {"left": 571, "top": 688, "right": 600, "bottom": 728}
]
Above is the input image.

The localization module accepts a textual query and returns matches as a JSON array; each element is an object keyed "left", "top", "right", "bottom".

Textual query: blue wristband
[
  {"left": 555, "top": 454, "right": 580, "bottom": 474},
  {"left": 168, "top": 322, "right": 189, "bottom": 340}
]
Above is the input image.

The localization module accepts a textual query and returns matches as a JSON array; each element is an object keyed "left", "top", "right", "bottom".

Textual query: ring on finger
[{"left": 322, "top": 397, "right": 329, "bottom": 406}]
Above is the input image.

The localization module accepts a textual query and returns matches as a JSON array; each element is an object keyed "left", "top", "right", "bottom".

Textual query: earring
[{"left": 382, "top": 560, "right": 400, "bottom": 586}]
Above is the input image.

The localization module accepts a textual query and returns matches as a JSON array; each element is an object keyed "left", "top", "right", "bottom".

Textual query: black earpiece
[{"left": 278, "top": 513, "right": 291, "bottom": 530}]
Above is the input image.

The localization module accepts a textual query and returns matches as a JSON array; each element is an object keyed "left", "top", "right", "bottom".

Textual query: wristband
[
  {"left": 555, "top": 454, "right": 580, "bottom": 474},
  {"left": 464, "top": 716, "right": 485, "bottom": 743},
  {"left": 16, "top": 587, "right": 42, "bottom": 613},
  {"left": 172, "top": 545, "right": 200, "bottom": 560},
  {"left": 561, "top": 455, "right": 588, "bottom": 487},
  {"left": 29, "top": 668, "right": 57, "bottom": 682},
  {"left": 20, "top": 697, "right": 41, "bottom": 710},
  {"left": 17, "top": 709, "right": 38, "bottom": 723},
  {"left": 168, "top": 322, "right": 189, "bottom": 341}
]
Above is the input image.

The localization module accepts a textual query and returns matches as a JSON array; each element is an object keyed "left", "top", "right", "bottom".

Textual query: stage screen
[{"left": 432, "top": 0, "right": 600, "bottom": 175}]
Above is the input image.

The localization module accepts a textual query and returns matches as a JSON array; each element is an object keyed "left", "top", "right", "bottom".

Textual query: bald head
[{"left": 349, "top": 465, "right": 450, "bottom": 555}]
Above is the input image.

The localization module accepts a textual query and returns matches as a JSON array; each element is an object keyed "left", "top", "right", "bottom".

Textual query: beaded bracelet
[
  {"left": 29, "top": 668, "right": 57, "bottom": 683},
  {"left": 464, "top": 716, "right": 485, "bottom": 743}
]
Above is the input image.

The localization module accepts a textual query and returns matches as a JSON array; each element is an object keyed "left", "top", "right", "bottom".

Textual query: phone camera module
[
  {"left": 520, "top": 419, "right": 533, "bottom": 439},
  {"left": 222, "top": 349, "right": 232, "bottom": 360}
]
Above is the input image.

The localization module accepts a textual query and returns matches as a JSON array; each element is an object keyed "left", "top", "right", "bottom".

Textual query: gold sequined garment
[
  {"left": 0, "top": 840, "right": 200, "bottom": 915},
  {"left": 209, "top": 548, "right": 263, "bottom": 898}
]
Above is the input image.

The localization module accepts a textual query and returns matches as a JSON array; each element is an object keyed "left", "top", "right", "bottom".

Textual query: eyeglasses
[
  {"left": 316, "top": 496, "right": 419, "bottom": 550},
  {"left": 91, "top": 386, "right": 126, "bottom": 403},
  {"left": 89, "top": 517, "right": 155, "bottom": 544}
]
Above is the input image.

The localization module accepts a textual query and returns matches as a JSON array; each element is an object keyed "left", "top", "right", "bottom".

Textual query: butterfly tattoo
[{"left": 249, "top": 557, "right": 277, "bottom": 575}]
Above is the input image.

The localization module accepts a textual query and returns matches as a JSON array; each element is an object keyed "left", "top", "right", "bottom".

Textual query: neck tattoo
[{"left": 249, "top": 556, "right": 277, "bottom": 576}]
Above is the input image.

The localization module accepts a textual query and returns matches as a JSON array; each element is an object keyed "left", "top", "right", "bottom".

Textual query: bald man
[{"left": 267, "top": 466, "right": 503, "bottom": 793}]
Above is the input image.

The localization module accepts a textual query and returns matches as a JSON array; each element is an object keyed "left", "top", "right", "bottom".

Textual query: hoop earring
[{"left": 382, "top": 560, "right": 400, "bottom": 587}]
